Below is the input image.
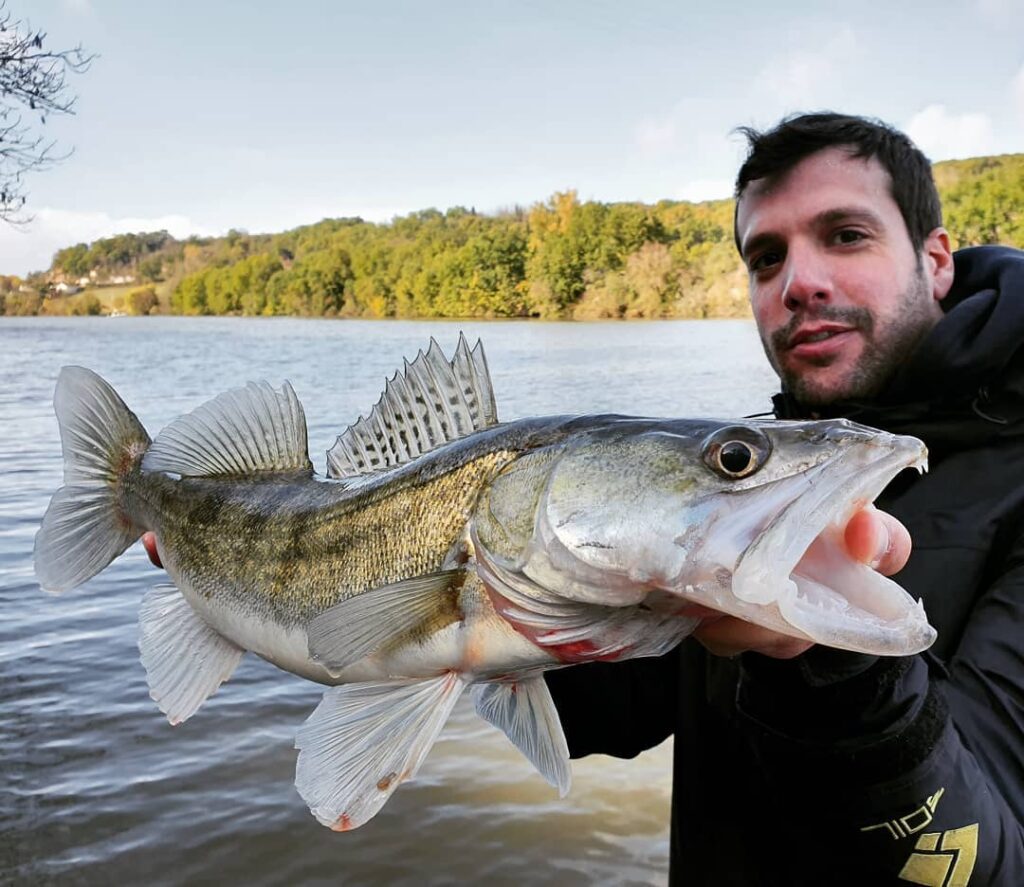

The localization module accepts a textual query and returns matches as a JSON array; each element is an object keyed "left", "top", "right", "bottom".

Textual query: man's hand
[{"left": 694, "top": 505, "right": 912, "bottom": 659}]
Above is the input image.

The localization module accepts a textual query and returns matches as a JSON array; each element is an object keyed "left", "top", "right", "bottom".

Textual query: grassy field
[{"left": 39, "top": 280, "right": 176, "bottom": 315}]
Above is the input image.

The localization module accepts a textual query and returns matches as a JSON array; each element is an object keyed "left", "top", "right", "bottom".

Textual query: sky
[{"left": 2, "top": 0, "right": 1023, "bottom": 276}]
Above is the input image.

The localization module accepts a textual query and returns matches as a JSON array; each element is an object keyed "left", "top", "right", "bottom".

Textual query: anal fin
[
  {"left": 472, "top": 677, "right": 571, "bottom": 797},
  {"left": 294, "top": 673, "right": 465, "bottom": 830},
  {"left": 139, "top": 584, "right": 245, "bottom": 725}
]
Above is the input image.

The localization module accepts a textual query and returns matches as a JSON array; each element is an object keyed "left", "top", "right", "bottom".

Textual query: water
[{"left": 0, "top": 317, "right": 777, "bottom": 886}]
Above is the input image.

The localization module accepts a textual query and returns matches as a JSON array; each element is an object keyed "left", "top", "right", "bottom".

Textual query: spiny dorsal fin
[
  {"left": 326, "top": 334, "right": 498, "bottom": 479},
  {"left": 143, "top": 381, "right": 313, "bottom": 477}
]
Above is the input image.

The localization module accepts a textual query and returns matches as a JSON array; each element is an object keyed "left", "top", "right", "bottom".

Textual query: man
[
  {"left": 140, "top": 113, "right": 1024, "bottom": 883},
  {"left": 545, "top": 113, "right": 1024, "bottom": 885}
]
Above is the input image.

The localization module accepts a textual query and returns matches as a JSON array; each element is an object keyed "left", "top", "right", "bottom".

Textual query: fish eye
[
  {"left": 701, "top": 426, "right": 771, "bottom": 479},
  {"left": 719, "top": 441, "right": 755, "bottom": 474}
]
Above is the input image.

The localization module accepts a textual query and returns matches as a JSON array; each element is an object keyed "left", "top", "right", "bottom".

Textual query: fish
[{"left": 34, "top": 335, "right": 935, "bottom": 831}]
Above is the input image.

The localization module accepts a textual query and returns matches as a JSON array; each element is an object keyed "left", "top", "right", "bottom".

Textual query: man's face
[{"left": 736, "top": 147, "right": 949, "bottom": 407}]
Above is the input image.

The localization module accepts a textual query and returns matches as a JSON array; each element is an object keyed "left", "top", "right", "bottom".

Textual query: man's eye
[
  {"left": 834, "top": 229, "right": 866, "bottom": 245},
  {"left": 750, "top": 251, "right": 782, "bottom": 272}
]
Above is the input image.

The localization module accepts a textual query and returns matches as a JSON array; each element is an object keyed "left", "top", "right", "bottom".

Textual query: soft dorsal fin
[
  {"left": 143, "top": 381, "right": 313, "bottom": 477},
  {"left": 326, "top": 334, "right": 498, "bottom": 479}
]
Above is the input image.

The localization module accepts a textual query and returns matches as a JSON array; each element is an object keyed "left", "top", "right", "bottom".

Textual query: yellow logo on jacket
[
  {"left": 859, "top": 788, "right": 979, "bottom": 886},
  {"left": 897, "top": 824, "right": 979, "bottom": 886}
]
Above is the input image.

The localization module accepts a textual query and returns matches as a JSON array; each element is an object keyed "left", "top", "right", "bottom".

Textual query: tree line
[
  {"left": 6, "top": 152, "right": 1023, "bottom": 319},
  {"left": 167, "top": 197, "right": 749, "bottom": 320}
]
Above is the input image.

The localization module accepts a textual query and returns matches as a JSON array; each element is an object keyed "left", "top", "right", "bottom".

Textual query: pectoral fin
[
  {"left": 472, "top": 677, "right": 571, "bottom": 797},
  {"left": 306, "top": 571, "right": 464, "bottom": 674},
  {"left": 138, "top": 584, "right": 245, "bottom": 725},
  {"left": 294, "top": 673, "right": 465, "bottom": 830}
]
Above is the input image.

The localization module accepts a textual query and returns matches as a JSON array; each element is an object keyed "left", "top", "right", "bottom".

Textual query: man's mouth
[
  {"left": 786, "top": 325, "right": 857, "bottom": 358},
  {"left": 788, "top": 324, "right": 854, "bottom": 347}
]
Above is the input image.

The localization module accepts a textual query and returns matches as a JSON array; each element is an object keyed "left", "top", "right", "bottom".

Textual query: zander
[{"left": 34, "top": 336, "right": 935, "bottom": 830}]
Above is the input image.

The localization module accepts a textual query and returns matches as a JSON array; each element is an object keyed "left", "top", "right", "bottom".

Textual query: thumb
[{"left": 844, "top": 505, "right": 911, "bottom": 575}]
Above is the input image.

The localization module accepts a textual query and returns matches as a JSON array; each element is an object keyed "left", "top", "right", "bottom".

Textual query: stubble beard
[{"left": 765, "top": 268, "right": 938, "bottom": 408}]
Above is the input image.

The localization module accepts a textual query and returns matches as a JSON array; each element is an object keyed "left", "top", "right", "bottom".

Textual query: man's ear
[{"left": 923, "top": 228, "right": 955, "bottom": 302}]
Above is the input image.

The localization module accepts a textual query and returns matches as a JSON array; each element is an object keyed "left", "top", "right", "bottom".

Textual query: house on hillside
[
  {"left": 108, "top": 275, "right": 136, "bottom": 285},
  {"left": 54, "top": 282, "right": 81, "bottom": 295}
]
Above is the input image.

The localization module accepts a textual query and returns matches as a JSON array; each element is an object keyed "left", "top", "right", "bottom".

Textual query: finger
[
  {"left": 871, "top": 511, "right": 911, "bottom": 574},
  {"left": 142, "top": 532, "right": 163, "bottom": 569},
  {"left": 844, "top": 506, "right": 911, "bottom": 575},
  {"left": 693, "top": 616, "right": 813, "bottom": 660}
]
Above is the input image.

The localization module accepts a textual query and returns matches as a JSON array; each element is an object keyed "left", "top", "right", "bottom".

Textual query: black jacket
[{"left": 546, "top": 246, "right": 1024, "bottom": 886}]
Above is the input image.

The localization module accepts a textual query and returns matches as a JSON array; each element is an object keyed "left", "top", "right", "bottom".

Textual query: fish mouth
[{"left": 701, "top": 431, "right": 935, "bottom": 656}]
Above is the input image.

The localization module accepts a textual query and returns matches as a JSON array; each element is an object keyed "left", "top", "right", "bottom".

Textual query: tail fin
[{"left": 34, "top": 367, "right": 152, "bottom": 593}]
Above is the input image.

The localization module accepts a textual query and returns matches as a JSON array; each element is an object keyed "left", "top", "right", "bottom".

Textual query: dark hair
[{"left": 733, "top": 112, "right": 942, "bottom": 253}]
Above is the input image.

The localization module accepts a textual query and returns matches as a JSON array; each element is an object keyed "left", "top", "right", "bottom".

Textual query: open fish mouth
[{"left": 726, "top": 431, "right": 934, "bottom": 655}]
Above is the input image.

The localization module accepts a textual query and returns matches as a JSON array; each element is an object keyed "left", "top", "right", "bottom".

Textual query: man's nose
[{"left": 780, "top": 246, "right": 831, "bottom": 311}]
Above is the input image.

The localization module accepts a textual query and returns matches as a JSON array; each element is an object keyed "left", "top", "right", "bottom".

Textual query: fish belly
[{"left": 171, "top": 565, "right": 558, "bottom": 687}]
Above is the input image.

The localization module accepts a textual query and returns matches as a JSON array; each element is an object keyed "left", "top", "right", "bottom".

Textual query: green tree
[
  {"left": 128, "top": 285, "right": 159, "bottom": 315},
  {"left": 172, "top": 274, "right": 208, "bottom": 315},
  {"left": 139, "top": 255, "right": 163, "bottom": 282},
  {"left": 54, "top": 242, "right": 90, "bottom": 277}
]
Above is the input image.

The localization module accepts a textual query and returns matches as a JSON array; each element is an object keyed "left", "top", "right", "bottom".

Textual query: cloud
[
  {"left": 976, "top": 0, "right": 1020, "bottom": 21},
  {"left": 676, "top": 179, "right": 734, "bottom": 203},
  {"left": 635, "top": 117, "right": 679, "bottom": 157},
  {"left": 632, "top": 24, "right": 861, "bottom": 196},
  {"left": 752, "top": 26, "right": 859, "bottom": 111},
  {"left": 249, "top": 203, "right": 411, "bottom": 234},
  {"left": 60, "top": 0, "right": 95, "bottom": 14},
  {"left": 0, "top": 209, "right": 213, "bottom": 277},
  {"left": 1014, "top": 62, "right": 1024, "bottom": 118},
  {"left": 631, "top": 95, "right": 734, "bottom": 161},
  {"left": 904, "top": 104, "right": 998, "bottom": 160}
]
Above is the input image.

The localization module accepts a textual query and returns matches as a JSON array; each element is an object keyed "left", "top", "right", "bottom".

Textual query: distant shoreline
[{"left": 7, "top": 153, "right": 1022, "bottom": 321}]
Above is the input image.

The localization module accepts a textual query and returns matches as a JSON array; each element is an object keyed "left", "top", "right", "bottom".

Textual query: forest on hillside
[{"left": 4, "top": 153, "right": 1023, "bottom": 319}]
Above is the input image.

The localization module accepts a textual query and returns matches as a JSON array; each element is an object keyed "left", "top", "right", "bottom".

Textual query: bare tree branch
[{"left": 0, "top": 1, "right": 94, "bottom": 222}]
